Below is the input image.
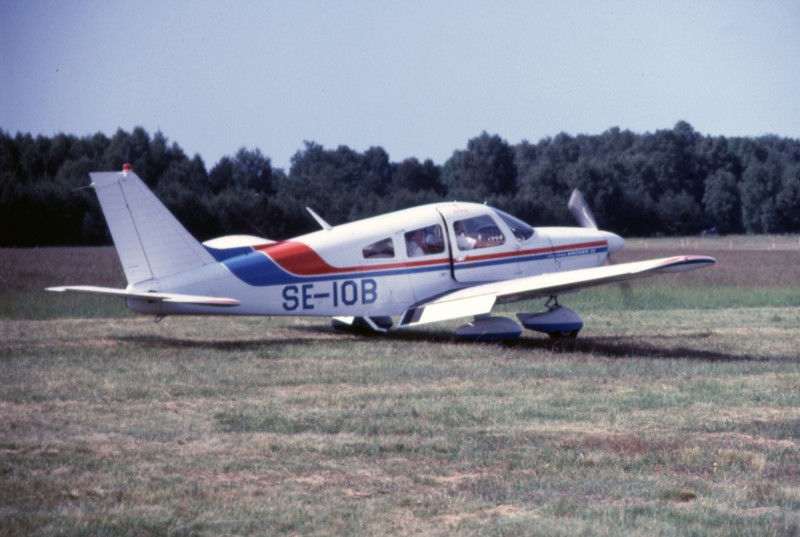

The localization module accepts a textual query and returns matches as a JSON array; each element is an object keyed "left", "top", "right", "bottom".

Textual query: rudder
[{"left": 90, "top": 167, "right": 214, "bottom": 284}]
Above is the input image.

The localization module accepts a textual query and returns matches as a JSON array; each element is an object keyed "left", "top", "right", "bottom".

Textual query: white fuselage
[{"left": 125, "top": 202, "right": 623, "bottom": 318}]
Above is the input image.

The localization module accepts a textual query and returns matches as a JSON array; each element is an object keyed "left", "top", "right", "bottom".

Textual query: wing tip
[{"left": 657, "top": 255, "right": 717, "bottom": 272}]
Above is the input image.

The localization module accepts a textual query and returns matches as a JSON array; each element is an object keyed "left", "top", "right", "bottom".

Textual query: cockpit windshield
[{"left": 493, "top": 209, "right": 535, "bottom": 242}]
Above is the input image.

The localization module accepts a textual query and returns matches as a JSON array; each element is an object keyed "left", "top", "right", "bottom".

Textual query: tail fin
[{"left": 90, "top": 167, "right": 214, "bottom": 284}]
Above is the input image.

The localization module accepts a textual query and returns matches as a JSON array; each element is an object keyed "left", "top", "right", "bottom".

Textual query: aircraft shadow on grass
[
  {"left": 115, "top": 333, "right": 320, "bottom": 355},
  {"left": 113, "top": 323, "right": 789, "bottom": 364},
  {"left": 310, "top": 323, "right": 793, "bottom": 363}
]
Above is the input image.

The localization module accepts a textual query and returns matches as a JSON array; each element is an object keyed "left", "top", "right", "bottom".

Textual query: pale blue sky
[{"left": 2, "top": 1, "right": 799, "bottom": 170}]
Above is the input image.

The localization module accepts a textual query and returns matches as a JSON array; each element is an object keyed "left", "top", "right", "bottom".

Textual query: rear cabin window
[
  {"left": 362, "top": 238, "right": 394, "bottom": 259},
  {"left": 405, "top": 224, "right": 445, "bottom": 257}
]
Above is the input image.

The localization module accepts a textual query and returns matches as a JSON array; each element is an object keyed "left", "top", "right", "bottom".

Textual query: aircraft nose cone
[{"left": 603, "top": 232, "right": 625, "bottom": 253}]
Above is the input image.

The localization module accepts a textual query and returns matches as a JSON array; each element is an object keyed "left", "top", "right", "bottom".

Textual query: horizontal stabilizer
[{"left": 45, "top": 285, "right": 240, "bottom": 307}]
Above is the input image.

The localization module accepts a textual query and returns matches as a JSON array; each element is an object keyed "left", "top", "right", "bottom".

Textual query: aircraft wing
[
  {"left": 399, "top": 255, "right": 716, "bottom": 327},
  {"left": 45, "top": 286, "right": 241, "bottom": 307}
]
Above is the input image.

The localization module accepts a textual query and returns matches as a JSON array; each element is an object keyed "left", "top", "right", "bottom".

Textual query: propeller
[
  {"left": 567, "top": 189, "right": 633, "bottom": 302},
  {"left": 568, "top": 189, "right": 598, "bottom": 230}
]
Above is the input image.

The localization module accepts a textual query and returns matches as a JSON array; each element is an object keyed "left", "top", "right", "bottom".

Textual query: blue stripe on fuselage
[
  {"left": 204, "top": 245, "right": 254, "bottom": 262},
  {"left": 455, "top": 244, "right": 608, "bottom": 271},
  {"left": 553, "top": 245, "right": 608, "bottom": 259},
  {"left": 220, "top": 244, "right": 607, "bottom": 286}
]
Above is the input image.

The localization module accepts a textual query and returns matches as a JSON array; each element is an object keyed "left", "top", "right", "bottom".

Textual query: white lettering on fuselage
[{"left": 562, "top": 248, "right": 591, "bottom": 257}]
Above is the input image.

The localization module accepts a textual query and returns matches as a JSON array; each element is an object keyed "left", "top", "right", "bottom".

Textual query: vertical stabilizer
[{"left": 90, "top": 168, "right": 214, "bottom": 284}]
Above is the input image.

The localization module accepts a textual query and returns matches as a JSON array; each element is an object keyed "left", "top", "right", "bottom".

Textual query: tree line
[{"left": 2, "top": 121, "right": 799, "bottom": 247}]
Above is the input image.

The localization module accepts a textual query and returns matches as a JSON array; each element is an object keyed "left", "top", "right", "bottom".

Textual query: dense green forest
[{"left": 2, "top": 121, "right": 799, "bottom": 247}]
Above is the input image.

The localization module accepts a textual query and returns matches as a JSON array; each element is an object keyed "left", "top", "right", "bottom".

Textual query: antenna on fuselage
[{"left": 306, "top": 207, "right": 333, "bottom": 231}]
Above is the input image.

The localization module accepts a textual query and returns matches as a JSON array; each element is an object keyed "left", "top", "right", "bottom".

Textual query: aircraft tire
[{"left": 548, "top": 329, "right": 580, "bottom": 340}]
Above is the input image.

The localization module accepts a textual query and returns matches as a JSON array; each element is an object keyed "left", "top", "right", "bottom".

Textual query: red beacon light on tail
[{"left": 122, "top": 163, "right": 133, "bottom": 172}]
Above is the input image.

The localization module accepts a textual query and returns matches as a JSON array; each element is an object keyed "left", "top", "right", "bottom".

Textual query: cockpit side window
[
  {"left": 452, "top": 215, "right": 506, "bottom": 251},
  {"left": 494, "top": 209, "right": 534, "bottom": 242},
  {"left": 405, "top": 224, "right": 445, "bottom": 257},
  {"left": 362, "top": 238, "right": 394, "bottom": 259}
]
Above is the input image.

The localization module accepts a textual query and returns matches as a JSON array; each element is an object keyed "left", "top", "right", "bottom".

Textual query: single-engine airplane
[{"left": 48, "top": 164, "right": 716, "bottom": 341}]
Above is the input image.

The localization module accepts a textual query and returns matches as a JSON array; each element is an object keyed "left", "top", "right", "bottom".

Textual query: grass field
[{"left": 1, "top": 239, "right": 799, "bottom": 536}]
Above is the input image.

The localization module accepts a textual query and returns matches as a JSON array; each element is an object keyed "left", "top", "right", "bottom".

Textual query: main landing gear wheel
[
  {"left": 331, "top": 316, "right": 392, "bottom": 334},
  {"left": 548, "top": 329, "right": 580, "bottom": 340}
]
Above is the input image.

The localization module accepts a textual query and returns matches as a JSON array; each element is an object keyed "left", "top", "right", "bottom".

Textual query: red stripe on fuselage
[
  {"left": 254, "top": 240, "right": 608, "bottom": 276},
  {"left": 454, "top": 240, "right": 607, "bottom": 264},
  {"left": 254, "top": 241, "right": 448, "bottom": 276},
  {"left": 255, "top": 241, "right": 341, "bottom": 275},
  {"left": 551, "top": 240, "right": 608, "bottom": 252}
]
